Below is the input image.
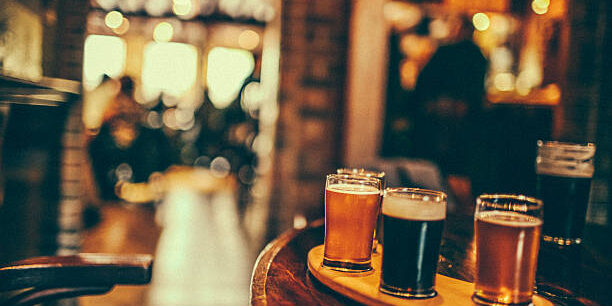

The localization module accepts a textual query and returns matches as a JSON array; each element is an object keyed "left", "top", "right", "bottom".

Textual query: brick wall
[
  {"left": 270, "top": 0, "right": 350, "bottom": 235},
  {"left": 51, "top": 0, "right": 89, "bottom": 256},
  {"left": 52, "top": 0, "right": 89, "bottom": 80}
]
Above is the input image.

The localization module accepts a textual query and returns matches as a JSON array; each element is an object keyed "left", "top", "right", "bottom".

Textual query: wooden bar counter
[{"left": 251, "top": 213, "right": 612, "bottom": 305}]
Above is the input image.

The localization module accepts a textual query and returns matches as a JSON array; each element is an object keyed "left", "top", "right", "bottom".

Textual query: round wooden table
[{"left": 251, "top": 214, "right": 612, "bottom": 305}]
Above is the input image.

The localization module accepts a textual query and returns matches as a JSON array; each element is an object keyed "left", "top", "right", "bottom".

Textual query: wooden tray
[{"left": 307, "top": 245, "right": 553, "bottom": 306}]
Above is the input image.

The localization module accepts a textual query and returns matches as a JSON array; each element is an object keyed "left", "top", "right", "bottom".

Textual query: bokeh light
[
  {"left": 146, "top": 111, "right": 164, "bottom": 129},
  {"left": 238, "top": 29, "right": 260, "bottom": 50},
  {"left": 154, "top": 22, "right": 174, "bottom": 42},
  {"left": 83, "top": 35, "right": 126, "bottom": 90},
  {"left": 210, "top": 156, "right": 231, "bottom": 178},
  {"left": 494, "top": 73, "right": 515, "bottom": 92},
  {"left": 293, "top": 215, "right": 307, "bottom": 229},
  {"left": 141, "top": 42, "right": 198, "bottom": 101},
  {"left": 104, "top": 11, "right": 123, "bottom": 29},
  {"left": 206, "top": 47, "right": 255, "bottom": 109},
  {"left": 145, "top": 0, "right": 171, "bottom": 16},
  {"left": 115, "top": 163, "right": 134, "bottom": 182},
  {"left": 532, "top": 0, "right": 549, "bottom": 15},
  {"left": 490, "top": 47, "right": 513, "bottom": 72},
  {"left": 112, "top": 18, "right": 130, "bottom": 35},
  {"left": 173, "top": 0, "right": 193, "bottom": 16},
  {"left": 162, "top": 108, "right": 178, "bottom": 130},
  {"left": 96, "top": 0, "right": 118, "bottom": 11},
  {"left": 194, "top": 156, "right": 211, "bottom": 168},
  {"left": 241, "top": 81, "right": 263, "bottom": 113},
  {"left": 472, "top": 13, "right": 490, "bottom": 32}
]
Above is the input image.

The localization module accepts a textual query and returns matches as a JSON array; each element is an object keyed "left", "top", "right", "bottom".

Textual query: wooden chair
[{"left": 0, "top": 253, "right": 153, "bottom": 306}]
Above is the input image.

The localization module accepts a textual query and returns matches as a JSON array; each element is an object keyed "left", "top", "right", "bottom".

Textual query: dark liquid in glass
[
  {"left": 536, "top": 174, "right": 592, "bottom": 244},
  {"left": 381, "top": 216, "right": 444, "bottom": 296}
]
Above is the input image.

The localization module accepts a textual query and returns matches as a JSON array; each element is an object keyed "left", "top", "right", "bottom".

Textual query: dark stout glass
[
  {"left": 379, "top": 188, "right": 446, "bottom": 298},
  {"left": 536, "top": 141, "right": 595, "bottom": 246},
  {"left": 537, "top": 175, "right": 591, "bottom": 245}
]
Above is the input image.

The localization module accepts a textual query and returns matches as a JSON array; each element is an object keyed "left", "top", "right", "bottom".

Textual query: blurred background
[{"left": 0, "top": 0, "right": 610, "bottom": 304}]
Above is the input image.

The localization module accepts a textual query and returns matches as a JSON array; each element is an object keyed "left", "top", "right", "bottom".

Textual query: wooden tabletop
[{"left": 251, "top": 214, "right": 612, "bottom": 305}]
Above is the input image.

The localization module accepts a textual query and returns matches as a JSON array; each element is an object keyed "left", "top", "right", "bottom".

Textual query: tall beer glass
[
  {"left": 337, "top": 168, "right": 386, "bottom": 252},
  {"left": 536, "top": 141, "right": 595, "bottom": 246},
  {"left": 323, "top": 174, "right": 382, "bottom": 272},
  {"left": 379, "top": 188, "right": 446, "bottom": 298},
  {"left": 473, "top": 194, "right": 543, "bottom": 305}
]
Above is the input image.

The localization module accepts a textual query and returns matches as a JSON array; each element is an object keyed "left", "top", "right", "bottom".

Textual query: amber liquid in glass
[
  {"left": 474, "top": 211, "right": 542, "bottom": 305},
  {"left": 323, "top": 184, "right": 380, "bottom": 271}
]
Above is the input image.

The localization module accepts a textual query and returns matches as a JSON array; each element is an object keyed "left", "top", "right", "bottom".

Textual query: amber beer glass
[
  {"left": 323, "top": 174, "right": 382, "bottom": 272},
  {"left": 336, "top": 168, "right": 386, "bottom": 252},
  {"left": 473, "top": 194, "right": 543, "bottom": 305},
  {"left": 379, "top": 188, "right": 446, "bottom": 298},
  {"left": 536, "top": 141, "right": 595, "bottom": 246},
  {"left": 336, "top": 168, "right": 386, "bottom": 187}
]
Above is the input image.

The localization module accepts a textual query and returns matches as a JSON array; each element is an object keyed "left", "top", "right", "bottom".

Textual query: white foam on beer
[
  {"left": 536, "top": 161, "right": 594, "bottom": 178},
  {"left": 326, "top": 183, "right": 380, "bottom": 195},
  {"left": 536, "top": 143, "right": 595, "bottom": 178},
  {"left": 382, "top": 196, "right": 446, "bottom": 221},
  {"left": 476, "top": 211, "right": 542, "bottom": 227}
]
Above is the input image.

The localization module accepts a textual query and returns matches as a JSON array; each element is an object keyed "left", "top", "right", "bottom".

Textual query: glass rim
[
  {"left": 326, "top": 173, "right": 382, "bottom": 185},
  {"left": 537, "top": 140, "right": 595, "bottom": 150},
  {"left": 384, "top": 187, "right": 446, "bottom": 202},
  {"left": 336, "top": 168, "right": 386, "bottom": 178},
  {"left": 476, "top": 194, "right": 543, "bottom": 211}
]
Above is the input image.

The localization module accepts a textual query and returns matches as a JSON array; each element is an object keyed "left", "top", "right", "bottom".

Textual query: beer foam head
[
  {"left": 476, "top": 210, "right": 542, "bottom": 227},
  {"left": 537, "top": 141, "right": 595, "bottom": 178},
  {"left": 326, "top": 183, "right": 380, "bottom": 195},
  {"left": 382, "top": 194, "right": 446, "bottom": 221}
]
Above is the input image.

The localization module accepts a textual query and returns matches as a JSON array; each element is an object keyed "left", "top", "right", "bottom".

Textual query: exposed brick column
[
  {"left": 53, "top": 0, "right": 89, "bottom": 80},
  {"left": 52, "top": 0, "right": 90, "bottom": 256},
  {"left": 270, "top": 0, "right": 350, "bottom": 235}
]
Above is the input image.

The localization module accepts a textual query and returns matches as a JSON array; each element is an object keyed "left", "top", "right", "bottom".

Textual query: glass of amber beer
[
  {"left": 323, "top": 174, "right": 382, "bottom": 272},
  {"left": 473, "top": 194, "right": 543, "bottom": 305},
  {"left": 337, "top": 168, "right": 386, "bottom": 252},
  {"left": 336, "top": 168, "right": 386, "bottom": 187},
  {"left": 379, "top": 188, "right": 446, "bottom": 298},
  {"left": 536, "top": 141, "right": 595, "bottom": 246}
]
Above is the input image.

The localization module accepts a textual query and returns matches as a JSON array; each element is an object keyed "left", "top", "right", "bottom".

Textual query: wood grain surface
[
  {"left": 251, "top": 214, "right": 611, "bottom": 305},
  {"left": 307, "top": 245, "right": 552, "bottom": 306}
]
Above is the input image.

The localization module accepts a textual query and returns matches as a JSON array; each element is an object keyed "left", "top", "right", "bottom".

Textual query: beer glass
[
  {"left": 473, "top": 194, "right": 543, "bottom": 305},
  {"left": 379, "top": 188, "right": 446, "bottom": 298},
  {"left": 536, "top": 141, "right": 595, "bottom": 246},
  {"left": 323, "top": 174, "right": 382, "bottom": 272},
  {"left": 336, "top": 168, "right": 386, "bottom": 187},
  {"left": 337, "top": 168, "right": 386, "bottom": 252}
]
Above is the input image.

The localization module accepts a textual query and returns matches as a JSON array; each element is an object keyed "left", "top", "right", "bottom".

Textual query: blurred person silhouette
[
  {"left": 195, "top": 56, "right": 260, "bottom": 216},
  {"left": 88, "top": 76, "right": 176, "bottom": 201},
  {"left": 83, "top": 74, "right": 120, "bottom": 134},
  {"left": 412, "top": 16, "right": 488, "bottom": 177}
]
